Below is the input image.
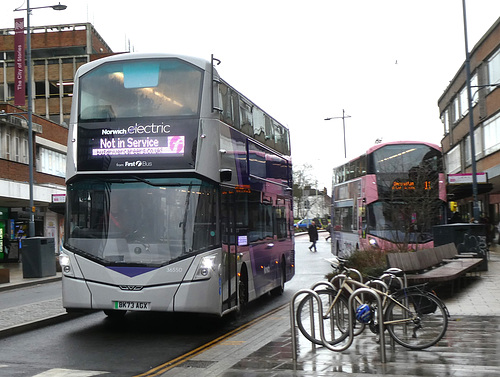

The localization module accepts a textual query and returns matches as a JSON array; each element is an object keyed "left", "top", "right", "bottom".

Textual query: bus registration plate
[{"left": 113, "top": 301, "right": 151, "bottom": 311}]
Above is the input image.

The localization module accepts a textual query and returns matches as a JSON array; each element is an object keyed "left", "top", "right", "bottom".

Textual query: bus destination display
[
  {"left": 77, "top": 118, "right": 198, "bottom": 171},
  {"left": 92, "top": 123, "right": 185, "bottom": 157}
]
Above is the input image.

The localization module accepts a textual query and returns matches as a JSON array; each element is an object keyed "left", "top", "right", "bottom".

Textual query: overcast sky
[{"left": 2, "top": 1, "right": 500, "bottom": 190}]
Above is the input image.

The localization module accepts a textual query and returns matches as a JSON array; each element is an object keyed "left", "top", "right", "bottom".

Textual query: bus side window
[
  {"left": 219, "top": 83, "right": 232, "bottom": 125},
  {"left": 231, "top": 90, "right": 240, "bottom": 129},
  {"left": 253, "top": 108, "right": 266, "bottom": 143},
  {"left": 239, "top": 99, "right": 253, "bottom": 136}
]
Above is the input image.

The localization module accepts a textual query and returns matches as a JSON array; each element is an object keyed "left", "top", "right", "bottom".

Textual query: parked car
[{"left": 294, "top": 218, "right": 322, "bottom": 229}]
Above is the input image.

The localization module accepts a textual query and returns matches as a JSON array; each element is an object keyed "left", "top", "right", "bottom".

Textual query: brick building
[
  {"left": 438, "top": 16, "right": 500, "bottom": 225},
  {"left": 0, "top": 23, "right": 116, "bottom": 259}
]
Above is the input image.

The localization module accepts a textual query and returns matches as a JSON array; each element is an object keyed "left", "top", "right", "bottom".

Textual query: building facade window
[
  {"left": 460, "top": 86, "right": 468, "bottom": 116},
  {"left": 483, "top": 113, "right": 500, "bottom": 155},
  {"left": 442, "top": 109, "right": 450, "bottom": 135},
  {"left": 0, "top": 127, "right": 29, "bottom": 163},
  {"left": 5, "top": 133, "right": 10, "bottom": 160},
  {"left": 23, "top": 139, "right": 28, "bottom": 163},
  {"left": 445, "top": 144, "right": 461, "bottom": 174},
  {"left": 471, "top": 73, "right": 479, "bottom": 105},
  {"left": 37, "top": 147, "right": 66, "bottom": 178},
  {"left": 453, "top": 97, "right": 460, "bottom": 123},
  {"left": 488, "top": 49, "right": 500, "bottom": 85},
  {"left": 14, "top": 136, "right": 20, "bottom": 162},
  {"left": 464, "top": 128, "right": 483, "bottom": 166}
]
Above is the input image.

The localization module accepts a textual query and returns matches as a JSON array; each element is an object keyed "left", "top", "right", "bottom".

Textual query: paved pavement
[
  {"left": 0, "top": 262, "right": 66, "bottom": 337},
  {"left": 1, "top": 234, "right": 500, "bottom": 376},
  {"left": 157, "top": 238, "right": 500, "bottom": 377}
]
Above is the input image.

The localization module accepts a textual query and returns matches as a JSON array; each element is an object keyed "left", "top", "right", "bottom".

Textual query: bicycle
[{"left": 296, "top": 257, "right": 449, "bottom": 350}]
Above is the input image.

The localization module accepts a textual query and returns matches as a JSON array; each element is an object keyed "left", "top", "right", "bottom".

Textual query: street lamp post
[
  {"left": 461, "top": 0, "right": 480, "bottom": 222},
  {"left": 325, "top": 109, "right": 351, "bottom": 158},
  {"left": 14, "top": 1, "right": 67, "bottom": 237}
]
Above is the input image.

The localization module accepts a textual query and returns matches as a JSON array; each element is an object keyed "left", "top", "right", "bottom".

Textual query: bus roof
[
  {"left": 365, "top": 141, "right": 441, "bottom": 156},
  {"left": 75, "top": 52, "right": 214, "bottom": 78},
  {"left": 333, "top": 141, "right": 442, "bottom": 170}
]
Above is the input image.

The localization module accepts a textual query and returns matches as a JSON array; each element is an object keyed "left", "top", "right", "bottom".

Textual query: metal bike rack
[
  {"left": 290, "top": 285, "right": 387, "bottom": 363},
  {"left": 307, "top": 281, "right": 337, "bottom": 350},
  {"left": 330, "top": 273, "right": 366, "bottom": 306},
  {"left": 290, "top": 288, "right": 356, "bottom": 360},
  {"left": 366, "top": 279, "right": 389, "bottom": 292},
  {"left": 348, "top": 287, "right": 386, "bottom": 363}
]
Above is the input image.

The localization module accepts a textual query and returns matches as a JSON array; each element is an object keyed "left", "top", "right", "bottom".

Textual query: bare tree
[
  {"left": 293, "top": 164, "right": 326, "bottom": 219},
  {"left": 366, "top": 147, "right": 443, "bottom": 251}
]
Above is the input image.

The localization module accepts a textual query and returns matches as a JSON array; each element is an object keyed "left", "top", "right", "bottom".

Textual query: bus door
[{"left": 221, "top": 187, "right": 238, "bottom": 311}]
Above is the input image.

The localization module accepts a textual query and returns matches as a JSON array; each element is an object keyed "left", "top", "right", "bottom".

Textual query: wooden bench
[{"left": 386, "top": 243, "right": 483, "bottom": 288}]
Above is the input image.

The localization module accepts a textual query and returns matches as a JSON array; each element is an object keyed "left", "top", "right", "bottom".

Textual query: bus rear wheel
[
  {"left": 271, "top": 259, "right": 285, "bottom": 296},
  {"left": 238, "top": 267, "right": 249, "bottom": 309}
]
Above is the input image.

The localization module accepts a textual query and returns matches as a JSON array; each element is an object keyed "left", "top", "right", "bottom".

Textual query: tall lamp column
[
  {"left": 325, "top": 109, "right": 351, "bottom": 159},
  {"left": 14, "top": 1, "right": 67, "bottom": 237}
]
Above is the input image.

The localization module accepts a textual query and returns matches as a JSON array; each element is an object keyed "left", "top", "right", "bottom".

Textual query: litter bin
[
  {"left": 433, "top": 223, "right": 488, "bottom": 271},
  {"left": 21, "top": 237, "right": 57, "bottom": 278}
]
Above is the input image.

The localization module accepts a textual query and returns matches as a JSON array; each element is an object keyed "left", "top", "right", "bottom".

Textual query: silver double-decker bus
[{"left": 60, "top": 53, "right": 294, "bottom": 317}]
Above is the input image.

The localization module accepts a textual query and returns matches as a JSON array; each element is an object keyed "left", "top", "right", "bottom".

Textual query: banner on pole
[{"left": 14, "top": 18, "right": 25, "bottom": 106}]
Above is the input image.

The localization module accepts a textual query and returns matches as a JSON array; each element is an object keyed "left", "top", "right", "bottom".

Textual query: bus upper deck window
[{"left": 123, "top": 62, "right": 160, "bottom": 88}]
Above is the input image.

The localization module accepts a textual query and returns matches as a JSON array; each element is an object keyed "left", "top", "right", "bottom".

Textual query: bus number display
[{"left": 391, "top": 180, "right": 432, "bottom": 191}]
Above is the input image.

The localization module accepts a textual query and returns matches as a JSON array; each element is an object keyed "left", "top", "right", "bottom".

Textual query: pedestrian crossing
[
  {"left": 0, "top": 367, "right": 109, "bottom": 377},
  {"left": 33, "top": 369, "right": 108, "bottom": 377}
]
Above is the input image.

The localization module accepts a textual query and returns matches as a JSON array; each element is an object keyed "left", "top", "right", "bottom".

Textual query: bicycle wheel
[
  {"left": 384, "top": 291, "right": 448, "bottom": 350},
  {"left": 296, "top": 289, "right": 350, "bottom": 345}
]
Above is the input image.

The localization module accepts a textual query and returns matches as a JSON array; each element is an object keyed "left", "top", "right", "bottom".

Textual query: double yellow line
[{"left": 134, "top": 304, "right": 287, "bottom": 377}]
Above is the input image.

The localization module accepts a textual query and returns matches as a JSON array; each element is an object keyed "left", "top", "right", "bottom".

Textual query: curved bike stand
[
  {"left": 378, "top": 272, "right": 406, "bottom": 291},
  {"left": 290, "top": 286, "right": 387, "bottom": 363},
  {"left": 290, "top": 289, "right": 356, "bottom": 360},
  {"left": 310, "top": 280, "right": 336, "bottom": 291},
  {"left": 366, "top": 279, "right": 389, "bottom": 293},
  {"left": 348, "top": 288, "right": 386, "bottom": 363}
]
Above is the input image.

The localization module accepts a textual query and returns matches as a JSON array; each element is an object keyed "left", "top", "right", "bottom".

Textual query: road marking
[
  {"left": 32, "top": 368, "right": 109, "bottom": 376},
  {"left": 220, "top": 340, "right": 245, "bottom": 345},
  {"left": 133, "top": 304, "right": 287, "bottom": 377}
]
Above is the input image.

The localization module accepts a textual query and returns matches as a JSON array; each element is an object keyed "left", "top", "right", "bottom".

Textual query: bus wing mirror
[{"left": 220, "top": 169, "right": 232, "bottom": 182}]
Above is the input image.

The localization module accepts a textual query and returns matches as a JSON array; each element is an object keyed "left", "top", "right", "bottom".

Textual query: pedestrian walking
[
  {"left": 308, "top": 221, "right": 318, "bottom": 252},
  {"left": 325, "top": 222, "right": 332, "bottom": 241}
]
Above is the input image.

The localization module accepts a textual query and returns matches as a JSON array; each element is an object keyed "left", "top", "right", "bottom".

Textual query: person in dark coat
[
  {"left": 308, "top": 221, "right": 318, "bottom": 252},
  {"left": 325, "top": 222, "right": 332, "bottom": 241}
]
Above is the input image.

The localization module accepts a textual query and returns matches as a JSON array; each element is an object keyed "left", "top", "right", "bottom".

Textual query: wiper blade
[{"left": 130, "top": 176, "right": 182, "bottom": 187}]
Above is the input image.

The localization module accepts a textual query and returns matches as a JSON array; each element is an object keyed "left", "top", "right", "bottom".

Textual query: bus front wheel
[{"left": 104, "top": 309, "right": 126, "bottom": 319}]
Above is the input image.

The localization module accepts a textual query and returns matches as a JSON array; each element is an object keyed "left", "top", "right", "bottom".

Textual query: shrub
[
  {"left": 347, "top": 249, "right": 388, "bottom": 278},
  {"left": 326, "top": 248, "right": 389, "bottom": 280}
]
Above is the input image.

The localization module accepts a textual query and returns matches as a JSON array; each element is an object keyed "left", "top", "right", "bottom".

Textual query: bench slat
[{"left": 386, "top": 242, "right": 482, "bottom": 285}]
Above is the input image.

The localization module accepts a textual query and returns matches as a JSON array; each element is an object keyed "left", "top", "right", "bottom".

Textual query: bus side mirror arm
[{"left": 211, "top": 54, "right": 221, "bottom": 114}]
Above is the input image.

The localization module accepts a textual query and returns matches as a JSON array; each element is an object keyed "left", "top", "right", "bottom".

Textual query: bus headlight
[
  {"left": 194, "top": 255, "right": 217, "bottom": 280},
  {"left": 59, "top": 253, "right": 72, "bottom": 274},
  {"left": 368, "top": 238, "right": 379, "bottom": 248}
]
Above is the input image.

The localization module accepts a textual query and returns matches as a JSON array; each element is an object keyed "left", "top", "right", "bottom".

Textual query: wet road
[{"left": 0, "top": 232, "right": 332, "bottom": 376}]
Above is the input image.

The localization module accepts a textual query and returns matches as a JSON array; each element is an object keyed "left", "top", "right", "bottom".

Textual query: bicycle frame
[{"left": 326, "top": 274, "right": 422, "bottom": 330}]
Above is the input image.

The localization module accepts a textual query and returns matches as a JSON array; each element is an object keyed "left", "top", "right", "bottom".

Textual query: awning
[
  {"left": 446, "top": 183, "right": 493, "bottom": 200},
  {"left": 48, "top": 202, "right": 65, "bottom": 215}
]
